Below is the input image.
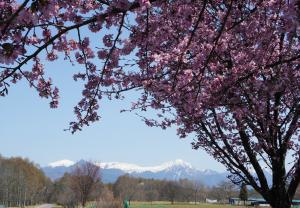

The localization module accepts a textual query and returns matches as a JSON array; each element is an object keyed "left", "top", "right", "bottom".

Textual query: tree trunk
[
  {"left": 82, "top": 200, "right": 86, "bottom": 208},
  {"left": 264, "top": 151, "right": 293, "bottom": 208},
  {"left": 269, "top": 195, "right": 291, "bottom": 208},
  {"left": 265, "top": 187, "right": 292, "bottom": 208}
]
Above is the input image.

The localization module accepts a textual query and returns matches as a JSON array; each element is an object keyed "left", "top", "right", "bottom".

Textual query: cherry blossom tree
[{"left": 1, "top": 1, "right": 300, "bottom": 207}]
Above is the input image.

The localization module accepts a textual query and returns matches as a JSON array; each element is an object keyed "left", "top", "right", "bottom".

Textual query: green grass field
[{"left": 130, "top": 202, "right": 246, "bottom": 208}]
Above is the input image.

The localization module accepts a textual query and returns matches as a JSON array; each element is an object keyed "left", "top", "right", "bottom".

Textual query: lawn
[{"left": 130, "top": 202, "right": 245, "bottom": 208}]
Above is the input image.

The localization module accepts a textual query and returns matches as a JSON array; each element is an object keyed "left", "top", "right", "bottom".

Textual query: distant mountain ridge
[
  {"left": 42, "top": 159, "right": 229, "bottom": 186},
  {"left": 48, "top": 159, "right": 75, "bottom": 167},
  {"left": 98, "top": 159, "right": 193, "bottom": 173}
]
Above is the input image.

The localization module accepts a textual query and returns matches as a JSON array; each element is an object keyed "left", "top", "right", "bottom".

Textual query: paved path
[{"left": 37, "top": 204, "right": 54, "bottom": 208}]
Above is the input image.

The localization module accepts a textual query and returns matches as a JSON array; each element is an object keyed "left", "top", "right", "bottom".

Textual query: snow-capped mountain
[
  {"left": 98, "top": 159, "right": 192, "bottom": 173},
  {"left": 42, "top": 159, "right": 228, "bottom": 186},
  {"left": 48, "top": 159, "right": 75, "bottom": 168}
]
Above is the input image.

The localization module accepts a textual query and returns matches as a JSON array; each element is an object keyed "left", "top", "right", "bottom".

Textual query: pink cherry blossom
[{"left": 0, "top": 1, "right": 300, "bottom": 207}]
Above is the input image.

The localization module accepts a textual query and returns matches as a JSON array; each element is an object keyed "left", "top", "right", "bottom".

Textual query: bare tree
[
  {"left": 112, "top": 175, "right": 137, "bottom": 205},
  {"left": 70, "top": 161, "right": 101, "bottom": 207},
  {"left": 219, "top": 181, "right": 237, "bottom": 200},
  {"left": 161, "top": 181, "right": 179, "bottom": 204},
  {"left": 192, "top": 180, "right": 206, "bottom": 204},
  {"left": 0, "top": 157, "right": 50, "bottom": 207},
  {"left": 145, "top": 189, "right": 159, "bottom": 205},
  {"left": 51, "top": 173, "right": 78, "bottom": 208}
]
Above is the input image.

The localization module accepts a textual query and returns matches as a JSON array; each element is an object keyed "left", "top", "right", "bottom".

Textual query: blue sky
[
  {"left": 0, "top": 56, "right": 225, "bottom": 171},
  {"left": 0, "top": 11, "right": 224, "bottom": 171}
]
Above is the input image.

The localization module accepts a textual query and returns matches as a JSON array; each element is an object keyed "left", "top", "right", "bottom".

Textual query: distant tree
[
  {"left": 209, "top": 186, "right": 223, "bottom": 202},
  {"left": 192, "top": 180, "right": 206, "bottom": 204},
  {"left": 112, "top": 175, "right": 137, "bottom": 205},
  {"left": 0, "top": 156, "right": 50, "bottom": 207},
  {"left": 207, "top": 181, "right": 237, "bottom": 203},
  {"left": 145, "top": 189, "right": 159, "bottom": 205},
  {"left": 70, "top": 161, "right": 101, "bottom": 207},
  {"left": 219, "top": 181, "right": 237, "bottom": 200},
  {"left": 161, "top": 181, "right": 179, "bottom": 204},
  {"left": 240, "top": 183, "right": 248, "bottom": 205},
  {"left": 176, "top": 179, "right": 194, "bottom": 202},
  {"left": 96, "top": 186, "right": 121, "bottom": 208},
  {"left": 53, "top": 173, "right": 78, "bottom": 208}
]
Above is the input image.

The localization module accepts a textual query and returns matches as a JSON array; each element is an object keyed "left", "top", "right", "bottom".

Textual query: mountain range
[{"left": 42, "top": 159, "right": 229, "bottom": 186}]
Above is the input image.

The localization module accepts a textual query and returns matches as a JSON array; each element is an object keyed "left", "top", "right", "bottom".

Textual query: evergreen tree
[{"left": 239, "top": 183, "right": 248, "bottom": 205}]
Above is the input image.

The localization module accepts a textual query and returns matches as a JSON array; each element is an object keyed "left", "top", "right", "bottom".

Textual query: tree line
[
  {"left": 49, "top": 172, "right": 256, "bottom": 207},
  {"left": 48, "top": 162, "right": 102, "bottom": 208},
  {"left": 2, "top": 156, "right": 300, "bottom": 208},
  {"left": 111, "top": 175, "right": 300, "bottom": 205},
  {"left": 0, "top": 156, "right": 51, "bottom": 207},
  {"left": 0, "top": 156, "right": 251, "bottom": 207},
  {"left": 0, "top": 157, "right": 103, "bottom": 208},
  {"left": 111, "top": 174, "right": 259, "bottom": 205},
  {"left": 51, "top": 173, "right": 300, "bottom": 207}
]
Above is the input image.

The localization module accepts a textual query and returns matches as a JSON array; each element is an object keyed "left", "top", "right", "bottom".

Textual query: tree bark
[
  {"left": 268, "top": 192, "right": 291, "bottom": 208},
  {"left": 263, "top": 181, "right": 292, "bottom": 208},
  {"left": 266, "top": 150, "right": 292, "bottom": 208}
]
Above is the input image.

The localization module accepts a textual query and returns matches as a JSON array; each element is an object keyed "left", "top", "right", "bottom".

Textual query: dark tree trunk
[
  {"left": 262, "top": 176, "right": 293, "bottom": 208},
  {"left": 81, "top": 199, "right": 86, "bottom": 207},
  {"left": 268, "top": 192, "right": 291, "bottom": 208},
  {"left": 266, "top": 153, "right": 292, "bottom": 208}
]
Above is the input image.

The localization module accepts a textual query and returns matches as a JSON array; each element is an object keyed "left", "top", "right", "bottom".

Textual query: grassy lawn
[{"left": 130, "top": 202, "right": 246, "bottom": 208}]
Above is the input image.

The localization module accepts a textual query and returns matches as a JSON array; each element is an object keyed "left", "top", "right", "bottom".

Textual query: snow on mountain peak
[
  {"left": 166, "top": 159, "right": 193, "bottom": 168},
  {"left": 48, "top": 159, "right": 75, "bottom": 168},
  {"left": 98, "top": 159, "right": 193, "bottom": 173},
  {"left": 44, "top": 159, "right": 229, "bottom": 186}
]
